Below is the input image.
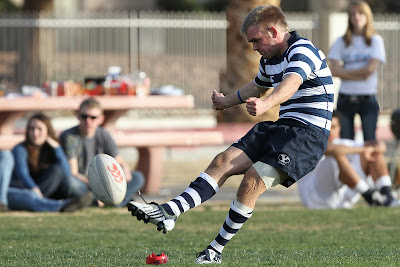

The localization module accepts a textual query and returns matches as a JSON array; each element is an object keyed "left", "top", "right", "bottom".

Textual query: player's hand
[
  {"left": 122, "top": 164, "right": 132, "bottom": 182},
  {"left": 97, "top": 200, "right": 105, "bottom": 208},
  {"left": 211, "top": 90, "right": 226, "bottom": 111},
  {"left": 123, "top": 167, "right": 132, "bottom": 183},
  {"left": 363, "top": 146, "right": 377, "bottom": 161},
  {"left": 246, "top": 97, "right": 268, "bottom": 116},
  {"left": 373, "top": 141, "right": 386, "bottom": 154},
  {"left": 81, "top": 175, "right": 90, "bottom": 186},
  {"left": 364, "top": 141, "right": 386, "bottom": 161},
  {"left": 32, "top": 187, "right": 44, "bottom": 198},
  {"left": 46, "top": 136, "right": 60, "bottom": 148}
]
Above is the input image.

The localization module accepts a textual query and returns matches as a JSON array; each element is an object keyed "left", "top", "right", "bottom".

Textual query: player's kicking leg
[
  {"left": 127, "top": 171, "right": 220, "bottom": 234},
  {"left": 128, "top": 147, "right": 252, "bottom": 234}
]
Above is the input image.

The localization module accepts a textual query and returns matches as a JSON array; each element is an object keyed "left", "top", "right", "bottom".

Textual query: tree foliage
[{"left": 0, "top": 0, "right": 19, "bottom": 11}]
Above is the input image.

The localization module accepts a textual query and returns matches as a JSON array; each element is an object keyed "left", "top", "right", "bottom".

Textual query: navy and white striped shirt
[{"left": 254, "top": 31, "right": 334, "bottom": 136}]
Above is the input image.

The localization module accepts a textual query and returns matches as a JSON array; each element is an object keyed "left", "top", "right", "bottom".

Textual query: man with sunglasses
[{"left": 59, "top": 98, "right": 144, "bottom": 207}]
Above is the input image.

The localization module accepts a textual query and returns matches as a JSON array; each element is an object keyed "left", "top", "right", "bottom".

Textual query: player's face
[
  {"left": 246, "top": 25, "right": 279, "bottom": 59},
  {"left": 28, "top": 119, "right": 48, "bottom": 146},
  {"left": 78, "top": 106, "right": 104, "bottom": 137},
  {"left": 328, "top": 116, "right": 341, "bottom": 142},
  {"left": 349, "top": 6, "right": 367, "bottom": 32}
]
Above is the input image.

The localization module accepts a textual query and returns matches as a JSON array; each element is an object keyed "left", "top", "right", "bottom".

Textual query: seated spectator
[
  {"left": 0, "top": 150, "right": 91, "bottom": 212},
  {"left": 0, "top": 150, "right": 14, "bottom": 212},
  {"left": 59, "top": 98, "right": 144, "bottom": 207},
  {"left": 298, "top": 111, "right": 399, "bottom": 209},
  {"left": 11, "top": 113, "right": 71, "bottom": 200}
]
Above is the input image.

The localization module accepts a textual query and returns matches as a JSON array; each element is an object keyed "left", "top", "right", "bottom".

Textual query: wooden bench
[{"left": 0, "top": 129, "right": 224, "bottom": 194}]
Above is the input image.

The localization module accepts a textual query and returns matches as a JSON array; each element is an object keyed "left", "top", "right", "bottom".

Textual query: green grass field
[{"left": 1, "top": 204, "right": 400, "bottom": 266}]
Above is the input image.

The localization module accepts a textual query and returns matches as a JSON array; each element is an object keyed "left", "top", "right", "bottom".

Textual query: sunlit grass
[{"left": 1, "top": 204, "right": 399, "bottom": 266}]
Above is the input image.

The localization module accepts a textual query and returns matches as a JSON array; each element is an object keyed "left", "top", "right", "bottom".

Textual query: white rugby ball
[{"left": 88, "top": 154, "right": 127, "bottom": 206}]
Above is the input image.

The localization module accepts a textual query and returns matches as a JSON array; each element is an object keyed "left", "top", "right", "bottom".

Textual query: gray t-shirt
[{"left": 59, "top": 126, "right": 119, "bottom": 176}]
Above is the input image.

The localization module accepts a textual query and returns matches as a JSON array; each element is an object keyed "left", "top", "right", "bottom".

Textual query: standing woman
[
  {"left": 328, "top": 0, "right": 386, "bottom": 141},
  {"left": 11, "top": 113, "right": 71, "bottom": 199}
]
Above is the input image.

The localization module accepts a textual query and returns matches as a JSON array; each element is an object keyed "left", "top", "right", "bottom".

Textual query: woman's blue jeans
[
  {"left": 0, "top": 150, "right": 13, "bottom": 206},
  {"left": 8, "top": 187, "right": 67, "bottom": 212}
]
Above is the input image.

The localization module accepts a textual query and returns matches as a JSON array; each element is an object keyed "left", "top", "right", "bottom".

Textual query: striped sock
[
  {"left": 161, "top": 172, "right": 219, "bottom": 216},
  {"left": 208, "top": 200, "right": 253, "bottom": 254}
]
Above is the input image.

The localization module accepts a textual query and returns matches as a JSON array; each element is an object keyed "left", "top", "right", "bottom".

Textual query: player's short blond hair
[
  {"left": 79, "top": 98, "right": 103, "bottom": 114},
  {"left": 241, "top": 5, "right": 289, "bottom": 35}
]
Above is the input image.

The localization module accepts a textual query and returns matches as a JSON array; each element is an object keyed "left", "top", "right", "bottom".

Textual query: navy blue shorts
[{"left": 232, "top": 119, "right": 329, "bottom": 188}]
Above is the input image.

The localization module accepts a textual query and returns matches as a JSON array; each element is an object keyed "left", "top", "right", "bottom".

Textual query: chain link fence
[{"left": 0, "top": 11, "right": 398, "bottom": 111}]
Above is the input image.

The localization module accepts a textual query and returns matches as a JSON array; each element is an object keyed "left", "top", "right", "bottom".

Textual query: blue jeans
[
  {"left": 67, "top": 170, "right": 145, "bottom": 207},
  {"left": 1, "top": 150, "right": 69, "bottom": 212},
  {"left": 0, "top": 150, "right": 14, "bottom": 206},
  {"left": 337, "top": 94, "right": 379, "bottom": 141},
  {"left": 7, "top": 187, "right": 68, "bottom": 212},
  {"left": 36, "top": 164, "right": 70, "bottom": 199},
  {"left": 65, "top": 175, "right": 90, "bottom": 198}
]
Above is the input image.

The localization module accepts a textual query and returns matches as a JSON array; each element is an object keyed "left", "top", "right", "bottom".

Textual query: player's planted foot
[
  {"left": 195, "top": 249, "right": 222, "bottom": 264},
  {"left": 127, "top": 201, "right": 176, "bottom": 234}
]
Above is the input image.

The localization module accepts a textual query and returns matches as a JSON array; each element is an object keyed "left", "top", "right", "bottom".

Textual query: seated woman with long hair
[{"left": 6, "top": 113, "right": 92, "bottom": 212}]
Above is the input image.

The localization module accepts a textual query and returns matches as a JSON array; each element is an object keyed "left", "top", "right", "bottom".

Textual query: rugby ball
[{"left": 88, "top": 154, "right": 127, "bottom": 206}]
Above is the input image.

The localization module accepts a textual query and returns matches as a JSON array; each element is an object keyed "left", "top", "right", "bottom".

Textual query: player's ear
[
  {"left": 98, "top": 114, "right": 105, "bottom": 124},
  {"left": 269, "top": 27, "right": 278, "bottom": 38}
]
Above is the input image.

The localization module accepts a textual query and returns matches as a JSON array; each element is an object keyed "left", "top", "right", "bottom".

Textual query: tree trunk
[
  {"left": 219, "top": 0, "right": 281, "bottom": 123},
  {"left": 17, "top": 1, "right": 53, "bottom": 90},
  {"left": 23, "top": 0, "right": 53, "bottom": 11}
]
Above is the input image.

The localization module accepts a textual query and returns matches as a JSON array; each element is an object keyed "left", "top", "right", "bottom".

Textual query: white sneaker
[
  {"left": 127, "top": 201, "right": 176, "bottom": 234},
  {"left": 383, "top": 194, "right": 400, "bottom": 207},
  {"left": 387, "top": 198, "right": 400, "bottom": 207},
  {"left": 195, "top": 249, "right": 222, "bottom": 264}
]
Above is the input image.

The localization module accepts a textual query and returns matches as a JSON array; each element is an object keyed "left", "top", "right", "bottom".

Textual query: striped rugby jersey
[{"left": 254, "top": 31, "right": 334, "bottom": 136}]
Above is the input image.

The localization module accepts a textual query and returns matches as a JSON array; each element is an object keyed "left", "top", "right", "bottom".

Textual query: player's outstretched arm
[{"left": 211, "top": 81, "right": 262, "bottom": 111}]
